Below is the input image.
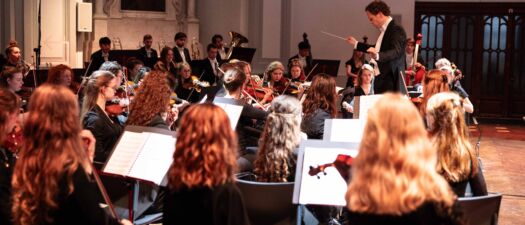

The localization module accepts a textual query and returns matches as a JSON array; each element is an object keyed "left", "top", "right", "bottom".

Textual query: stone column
[{"left": 185, "top": 0, "right": 199, "bottom": 56}]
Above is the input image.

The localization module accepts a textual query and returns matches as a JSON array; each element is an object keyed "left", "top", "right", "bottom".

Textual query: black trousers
[{"left": 373, "top": 73, "right": 397, "bottom": 94}]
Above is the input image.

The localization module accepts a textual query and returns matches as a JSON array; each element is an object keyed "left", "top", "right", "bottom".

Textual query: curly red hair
[{"left": 126, "top": 70, "right": 171, "bottom": 126}]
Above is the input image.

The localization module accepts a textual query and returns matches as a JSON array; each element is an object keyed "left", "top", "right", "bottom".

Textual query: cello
[{"left": 405, "top": 33, "right": 426, "bottom": 86}]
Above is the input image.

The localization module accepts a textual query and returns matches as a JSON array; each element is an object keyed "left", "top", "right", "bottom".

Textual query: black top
[
  {"left": 345, "top": 201, "right": 464, "bottom": 225},
  {"left": 0, "top": 147, "right": 15, "bottom": 225},
  {"left": 194, "top": 58, "right": 223, "bottom": 86},
  {"left": 88, "top": 50, "right": 116, "bottom": 76},
  {"left": 49, "top": 166, "right": 120, "bottom": 225},
  {"left": 82, "top": 105, "right": 123, "bottom": 165},
  {"left": 163, "top": 183, "right": 250, "bottom": 225},
  {"left": 301, "top": 109, "right": 332, "bottom": 139},
  {"left": 237, "top": 100, "right": 268, "bottom": 151},
  {"left": 138, "top": 47, "right": 159, "bottom": 69},
  {"left": 449, "top": 163, "right": 488, "bottom": 197},
  {"left": 147, "top": 114, "right": 170, "bottom": 130},
  {"left": 288, "top": 54, "right": 313, "bottom": 75},
  {"left": 345, "top": 58, "right": 368, "bottom": 88},
  {"left": 175, "top": 86, "right": 200, "bottom": 103},
  {"left": 172, "top": 47, "right": 192, "bottom": 64}
]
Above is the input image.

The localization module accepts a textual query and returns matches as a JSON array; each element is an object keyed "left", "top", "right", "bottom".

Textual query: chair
[
  {"left": 458, "top": 193, "right": 502, "bottom": 225},
  {"left": 236, "top": 178, "right": 297, "bottom": 225}
]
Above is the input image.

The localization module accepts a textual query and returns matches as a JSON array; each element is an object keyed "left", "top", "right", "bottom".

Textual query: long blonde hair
[
  {"left": 80, "top": 71, "right": 116, "bottom": 119},
  {"left": 254, "top": 95, "right": 302, "bottom": 182},
  {"left": 12, "top": 85, "right": 90, "bottom": 225},
  {"left": 346, "top": 93, "right": 454, "bottom": 215},
  {"left": 426, "top": 92, "right": 477, "bottom": 183}
]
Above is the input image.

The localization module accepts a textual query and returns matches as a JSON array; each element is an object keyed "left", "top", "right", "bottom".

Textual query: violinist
[
  {"left": 0, "top": 66, "right": 24, "bottom": 93},
  {"left": 46, "top": 64, "right": 80, "bottom": 93},
  {"left": 81, "top": 71, "right": 123, "bottom": 166},
  {"left": 404, "top": 37, "right": 426, "bottom": 86},
  {"left": 289, "top": 59, "right": 306, "bottom": 83},
  {"left": 0, "top": 88, "right": 21, "bottom": 225},
  {"left": 238, "top": 61, "right": 273, "bottom": 105},
  {"left": 175, "top": 62, "right": 201, "bottom": 103},
  {"left": 12, "top": 84, "right": 131, "bottom": 225},
  {"left": 265, "top": 61, "right": 289, "bottom": 95}
]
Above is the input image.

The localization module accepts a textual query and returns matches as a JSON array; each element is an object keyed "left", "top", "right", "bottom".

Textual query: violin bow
[
  {"left": 186, "top": 70, "right": 206, "bottom": 102},
  {"left": 280, "top": 63, "right": 319, "bottom": 96}
]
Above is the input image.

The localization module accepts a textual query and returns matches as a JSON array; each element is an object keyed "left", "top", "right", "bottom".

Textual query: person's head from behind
[
  {"left": 212, "top": 34, "right": 224, "bottom": 48},
  {"left": 302, "top": 73, "right": 337, "bottom": 117},
  {"left": 421, "top": 69, "right": 450, "bottom": 115},
  {"left": 298, "top": 41, "right": 310, "bottom": 57},
  {"left": 12, "top": 84, "right": 90, "bottom": 225},
  {"left": 168, "top": 104, "right": 237, "bottom": 190},
  {"left": 126, "top": 70, "right": 170, "bottom": 126},
  {"left": 81, "top": 71, "right": 117, "bottom": 118},
  {"left": 47, "top": 64, "right": 73, "bottom": 87},
  {"left": 99, "top": 61, "right": 123, "bottom": 83},
  {"left": 426, "top": 92, "right": 477, "bottom": 183},
  {"left": 346, "top": 93, "right": 454, "bottom": 214},
  {"left": 357, "top": 64, "right": 374, "bottom": 87},
  {"left": 365, "top": 0, "right": 391, "bottom": 29},
  {"left": 174, "top": 32, "right": 187, "bottom": 48},
  {"left": 223, "top": 67, "right": 246, "bottom": 94},
  {"left": 0, "top": 88, "right": 21, "bottom": 142},
  {"left": 99, "top": 37, "right": 111, "bottom": 53},
  {"left": 265, "top": 61, "right": 285, "bottom": 83},
  {"left": 143, "top": 34, "right": 153, "bottom": 49},
  {"left": 254, "top": 95, "right": 302, "bottom": 182},
  {"left": 1, "top": 66, "right": 24, "bottom": 92}
]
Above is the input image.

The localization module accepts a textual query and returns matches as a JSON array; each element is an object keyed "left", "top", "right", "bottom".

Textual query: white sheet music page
[
  {"left": 103, "top": 131, "right": 149, "bottom": 176},
  {"left": 215, "top": 103, "right": 243, "bottom": 129},
  {"left": 358, "top": 94, "right": 383, "bottom": 121},
  {"left": 298, "top": 147, "right": 359, "bottom": 206},
  {"left": 128, "top": 132, "right": 176, "bottom": 185},
  {"left": 324, "top": 119, "right": 365, "bottom": 143}
]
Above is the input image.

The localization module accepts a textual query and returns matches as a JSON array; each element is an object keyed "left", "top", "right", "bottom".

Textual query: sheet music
[
  {"left": 297, "top": 146, "right": 359, "bottom": 206},
  {"left": 214, "top": 103, "right": 243, "bottom": 129},
  {"left": 128, "top": 132, "right": 176, "bottom": 185},
  {"left": 324, "top": 119, "right": 365, "bottom": 143},
  {"left": 357, "top": 94, "right": 383, "bottom": 120},
  {"left": 103, "top": 131, "right": 148, "bottom": 176}
]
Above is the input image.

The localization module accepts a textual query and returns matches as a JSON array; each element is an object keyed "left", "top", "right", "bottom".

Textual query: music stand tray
[
  {"left": 309, "top": 59, "right": 340, "bottom": 81},
  {"left": 229, "top": 47, "right": 256, "bottom": 63}
]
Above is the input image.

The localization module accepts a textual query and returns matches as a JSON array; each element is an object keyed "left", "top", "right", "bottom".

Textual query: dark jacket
[
  {"left": 173, "top": 47, "right": 192, "bottom": 64},
  {"left": 138, "top": 47, "right": 159, "bottom": 68},
  {"left": 0, "top": 148, "right": 15, "bottom": 225},
  {"left": 301, "top": 109, "right": 332, "bottom": 139},
  {"left": 82, "top": 105, "right": 123, "bottom": 165},
  {"left": 88, "top": 50, "right": 116, "bottom": 76}
]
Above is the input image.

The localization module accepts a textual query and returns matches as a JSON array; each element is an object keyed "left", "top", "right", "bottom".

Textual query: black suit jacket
[
  {"left": 88, "top": 50, "right": 117, "bottom": 76},
  {"left": 138, "top": 47, "right": 158, "bottom": 68},
  {"left": 173, "top": 47, "right": 192, "bottom": 64},
  {"left": 194, "top": 58, "right": 223, "bottom": 86},
  {"left": 356, "top": 19, "right": 406, "bottom": 93}
]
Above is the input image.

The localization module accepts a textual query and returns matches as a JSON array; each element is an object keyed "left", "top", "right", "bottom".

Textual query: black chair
[
  {"left": 236, "top": 178, "right": 296, "bottom": 225},
  {"left": 458, "top": 193, "right": 502, "bottom": 225}
]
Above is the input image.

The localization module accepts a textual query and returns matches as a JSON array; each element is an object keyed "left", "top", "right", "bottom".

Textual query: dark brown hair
[
  {"left": 302, "top": 74, "right": 338, "bottom": 118},
  {"left": 420, "top": 69, "right": 450, "bottom": 115},
  {"left": 47, "top": 64, "right": 73, "bottom": 84},
  {"left": 365, "top": 0, "right": 391, "bottom": 16},
  {"left": 0, "top": 88, "right": 20, "bottom": 143}
]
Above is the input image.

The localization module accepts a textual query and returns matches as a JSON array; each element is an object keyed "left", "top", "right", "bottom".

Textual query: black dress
[
  {"left": 163, "top": 183, "right": 250, "bottom": 225},
  {"left": 82, "top": 105, "right": 123, "bottom": 165},
  {"left": 301, "top": 109, "right": 332, "bottom": 139},
  {"left": 0, "top": 147, "right": 15, "bottom": 225},
  {"left": 49, "top": 166, "right": 121, "bottom": 225},
  {"left": 344, "top": 58, "right": 368, "bottom": 88}
]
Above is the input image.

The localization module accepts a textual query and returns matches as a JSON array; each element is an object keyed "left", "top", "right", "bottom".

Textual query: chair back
[
  {"left": 236, "top": 178, "right": 296, "bottom": 225},
  {"left": 458, "top": 193, "right": 502, "bottom": 225}
]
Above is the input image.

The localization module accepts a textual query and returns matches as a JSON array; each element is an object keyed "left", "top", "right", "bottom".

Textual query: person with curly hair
[
  {"left": 126, "top": 70, "right": 174, "bottom": 129},
  {"left": 164, "top": 103, "right": 249, "bottom": 225},
  {"left": 426, "top": 92, "right": 487, "bottom": 197},
  {"left": 344, "top": 93, "right": 463, "bottom": 225},
  {"left": 46, "top": 64, "right": 80, "bottom": 93},
  {"left": 300, "top": 73, "right": 337, "bottom": 139},
  {"left": 0, "top": 88, "right": 20, "bottom": 225},
  {"left": 253, "top": 95, "right": 303, "bottom": 182},
  {"left": 11, "top": 84, "right": 131, "bottom": 225}
]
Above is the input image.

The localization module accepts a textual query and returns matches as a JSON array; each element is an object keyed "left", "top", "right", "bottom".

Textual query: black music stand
[
  {"left": 308, "top": 59, "right": 340, "bottom": 81},
  {"left": 229, "top": 47, "right": 256, "bottom": 63}
]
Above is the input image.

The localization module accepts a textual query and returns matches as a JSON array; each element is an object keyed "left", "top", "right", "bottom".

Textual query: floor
[{"left": 470, "top": 123, "right": 525, "bottom": 225}]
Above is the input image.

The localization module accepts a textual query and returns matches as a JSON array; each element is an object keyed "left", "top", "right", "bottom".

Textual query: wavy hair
[
  {"left": 47, "top": 64, "right": 73, "bottom": 84},
  {"left": 302, "top": 73, "right": 337, "bottom": 118},
  {"left": 126, "top": 70, "right": 171, "bottom": 126},
  {"left": 346, "top": 93, "right": 454, "bottom": 215},
  {"left": 265, "top": 61, "right": 285, "bottom": 81},
  {"left": 0, "top": 88, "right": 20, "bottom": 143},
  {"left": 420, "top": 69, "right": 450, "bottom": 115},
  {"left": 12, "top": 84, "right": 90, "bottom": 225},
  {"left": 254, "top": 95, "right": 302, "bottom": 182},
  {"left": 356, "top": 65, "right": 374, "bottom": 87},
  {"left": 80, "top": 71, "right": 116, "bottom": 120},
  {"left": 168, "top": 104, "right": 238, "bottom": 190},
  {"left": 426, "top": 92, "right": 478, "bottom": 183}
]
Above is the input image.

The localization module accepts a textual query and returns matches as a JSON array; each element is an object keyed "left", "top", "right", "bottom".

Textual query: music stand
[
  {"left": 398, "top": 71, "right": 409, "bottom": 95},
  {"left": 308, "top": 59, "right": 340, "bottom": 81},
  {"left": 229, "top": 47, "right": 256, "bottom": 63}
]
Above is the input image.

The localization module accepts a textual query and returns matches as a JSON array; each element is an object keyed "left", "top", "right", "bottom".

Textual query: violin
[
  {"left": 105, "top": 97, "right": 129, "bottom": 117},
  {"left": 244, "top": 75, "right": 274, "bottom": 103},
  {"left": 309, "top": 154, "right": 353, "bottom": 181},
  {"left": 182, "top": 75, "right": 210, "bottom": 92}
]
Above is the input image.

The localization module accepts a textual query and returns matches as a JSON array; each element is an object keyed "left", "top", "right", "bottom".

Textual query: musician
[
  {"left": 195, "top": 43, "right": 222, "bottom": 86},
  {"left": 404, "top": 37, "right": 426, "bottom": 85},
  {"left": 237, "top": 61, "right": 273, "bottom": 105},
  {"left": 419, "top": 69, "right": 450, "bottom": 116},
  {"left": 81, "top": 71, "right": 123, "bottom": 165},
  {"left": 0, "top": 66, "right": 24, "bottom": 93},
  {"left": 46, "top": 64, "right": 80, "bottom": 93},
  {"left": 0, "top": 88, "right": 21, "bottom": 225},
  {"left": 301, "top": 74, "right": 338, "bottom": 139},
  {"left": 253, "top": 95, "right": 304, "bottom": 182},
  {"left": 172, "top": 32, "right": 192, "bottom": 64},
  {"left": 341, "top": 64, "right": 375, "bottom": 115},
  {"left": 175, "top": 62, "right": 200, "bottom": 103},
  {"left": 164, "top": 104, "right": 250, "bottom": 225},
  {"left": 345, "top": 93, "right": 462, "bottom": 225},
  {"left": 345, "top": 50, "right": 368, "bottom": 87},
  {"left": 138, "top": 34, "right": 158, "bottom": 68},
  {"left": 3, "top": 41, "right": 24, "bottom": 70},
  {"left": 346, "top": 0, "right": 407, "bottom": 94},
  {"left": 154, "top": 46, "right": 177, "bottom": 80},
  {"left": 436, "top": 58, "right": 474, "bottom": 114},
  {"left": 125, "top": 57, "right": 144, "bottom": 82},
  {"left": 212, "top": 34, "right": 229, "bottom": 62},
  {"left": 265, "top": 61, "right": 289, "bottom": 95},
  {"left": 288, "top": 40, "right": 312, "bottom": 73},
  {"left": 12, "top": 84, "right": 132, "bottom": 225},
  {"left": 88, "top": 37, "right": 115, "bottom": 76},
  {"left": 288, "top": 59, "right": 306, "bottom": 82},
  {"left": 426, "top": 92, "right": 487, "bottom": 197}
]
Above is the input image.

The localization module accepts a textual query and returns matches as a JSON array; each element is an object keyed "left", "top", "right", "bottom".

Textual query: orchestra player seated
[
  {"left": 46, "top": 64, "right": 80, "bottom": 93},
  {"left": 341, "top": 64, "right": 375, "bottom": 118},
  {"left": 300, "top": 74, "right": 338, "bottom": 139}
]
